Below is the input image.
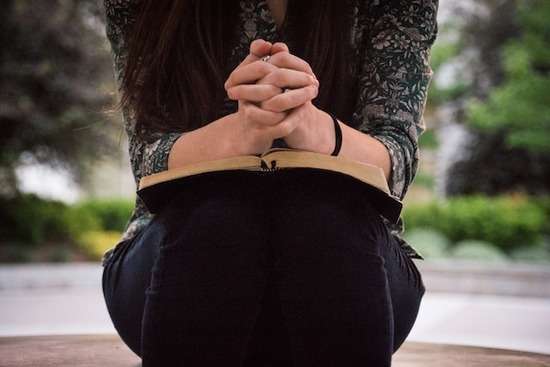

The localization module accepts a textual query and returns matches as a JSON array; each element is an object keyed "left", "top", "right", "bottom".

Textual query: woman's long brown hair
[{"left": 119, "top": 0, "right": 356, "bottom": 140}]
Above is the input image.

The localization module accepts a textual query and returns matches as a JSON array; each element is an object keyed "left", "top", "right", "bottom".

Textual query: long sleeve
[
  {"left": 351, "top": 0, "right": 438, "bottom": 200},
  {"left": 104, "top": 0, "right": 184, "bottom": 187}
]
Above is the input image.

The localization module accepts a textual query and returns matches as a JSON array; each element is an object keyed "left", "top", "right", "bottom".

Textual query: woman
[{"left": 101, "top": 0, "right": 438, "bottom": 365}]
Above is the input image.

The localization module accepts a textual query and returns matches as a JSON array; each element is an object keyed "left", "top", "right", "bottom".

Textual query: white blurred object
[{"left": 15, "top": 162, "right": 82, "bottom": 204}]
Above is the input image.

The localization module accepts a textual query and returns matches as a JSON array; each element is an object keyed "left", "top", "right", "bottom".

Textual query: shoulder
[
  {"left": 355, "top": 0, "right": 438, "bottom": 30},
  {"left": 353, "top": 0, "right": 438, "bottom": 54}
]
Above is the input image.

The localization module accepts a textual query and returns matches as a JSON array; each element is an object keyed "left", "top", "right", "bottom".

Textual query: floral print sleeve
[
  {"left": 104, "top": 0, "right": 184, "bottom": 188},
  {"left": 101, "top": 0, "right": 183, "bottom": 265},
  {"left": 351, "top": 0, "right": 438, "bottom": 200}
]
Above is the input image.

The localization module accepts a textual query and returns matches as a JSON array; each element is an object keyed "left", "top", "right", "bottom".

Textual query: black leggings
[{"left": 102, "top": 169, "right": 425, "bottom": 366}]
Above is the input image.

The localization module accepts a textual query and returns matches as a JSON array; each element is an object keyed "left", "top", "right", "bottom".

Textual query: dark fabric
[{"left": 102, "top": 170, "right": 425, "bottom": 366}]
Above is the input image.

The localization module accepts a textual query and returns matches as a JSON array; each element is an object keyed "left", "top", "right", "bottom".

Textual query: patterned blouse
[{"left": 101, "top": 0, "right": 438, "bottom": 266}]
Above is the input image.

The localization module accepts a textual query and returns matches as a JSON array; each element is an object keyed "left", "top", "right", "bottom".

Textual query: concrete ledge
[
  {"left": 1, "top": 334, "right": 549, "bottom": 366},
  {"left": 416, "top": 259, "right": 550, "bottom": 298},
  {"left": 2, "top": 260, "right": 550, "bottom": 298}
]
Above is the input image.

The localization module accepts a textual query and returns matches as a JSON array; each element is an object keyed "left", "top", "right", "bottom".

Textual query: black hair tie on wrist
[{"left": 329, "top": 112, "right": 342, "bottom": 156}]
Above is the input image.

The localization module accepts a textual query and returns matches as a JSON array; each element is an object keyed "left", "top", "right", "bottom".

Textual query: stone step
[{"left": 0, "top": 334, "right": 549, "bottom": 367}]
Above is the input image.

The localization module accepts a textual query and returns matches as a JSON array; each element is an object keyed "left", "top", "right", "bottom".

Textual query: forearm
[
  {"left": 167, "top": 112, "right": 242, "bottom": 170},
  {"left": 340, "top": 122, "right": 392, "bottom": 182},
  {"left": 304, "top": 109, "right": 392, "bottom": 181}
]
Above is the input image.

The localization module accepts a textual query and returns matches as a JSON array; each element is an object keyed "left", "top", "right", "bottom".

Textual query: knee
[
  {"left": 276, "top": 193, "right": 371, "bottom": 234},
  {"left": 159, "top": 193, "right": 268, "bottom": 250}
]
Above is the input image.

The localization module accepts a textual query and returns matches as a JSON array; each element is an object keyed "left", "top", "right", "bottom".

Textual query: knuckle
[
  {"left": 303, "top": 60, "right": 313, "bottom": 73},
  {"left": 261, "top": 99, "right": 276, "bottom": 112},
  {"left": 268, "top": 97, "right": 285, "bottom": 112},
  {"left": 269, "top": 52, "right": 281, "bottom": 64},
  {"left": 272, "top": 51, "right": 288, "bottom": 65},
  {"left": 266, "top": 111, "right": 282, "bottom": 126},
  {"left": 280, "top": 52, "right": 293, "bottom": 64},
  {"left": 270, "top": 85, "right": 283, "bottom": 97},
  {"left": 224, "top": 76, "right": 232, "bottom": 90},
  {"left": 274, "top": 69, "right": 290, "bottom": 86},
  {"left": 273, "top": 68, "right": 284, "bottom": 80},
  {"left": 309, "top": 84, "right": 319, "bottom": 97},
  {"left": 259, "top": 87, "right": 271, "bottom": 100},
  {"left": 258, "top": 61, "right": 273, "bottom": 75},
  {"left": 227, "top": 86, "right": 236, "bottom": 96}
]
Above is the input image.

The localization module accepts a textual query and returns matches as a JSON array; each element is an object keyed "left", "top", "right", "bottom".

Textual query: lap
[
  {"left": 270, "top": 169, "right": 425, "bottom": 352},
  {"left": 103, "top": 169, "right": 424, "bottom": 358}
]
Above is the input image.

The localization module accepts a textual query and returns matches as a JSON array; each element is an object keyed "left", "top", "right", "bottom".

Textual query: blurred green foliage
[
  {"left": 77, "top": 230, "right": 124, "bottom": 261},
  {"left": 450, "top": 240, "right": 509, "bottom": 262},
  {"left": 427, "top": 0, "right": 550, "bottom": 196},
  {"left": 411, "top": 172, "right": 435, "bottom": 190},
  {"left": 403, "top": 228, "right": 450, "bottom": 259},
  {"left": 467, "top": 0, "right": 550, "bottom": 153},
  {"left": 72, "top": 198, "right": 133, "bottom": 232},
  {"left": 2, "top": 193, "right": 549, "bottom": 263},
  {"left": 0, "top": 193, "right": 132, "bottom": 261},
  {"left": 403, "top": 195, "right": 547, "bottom": 252},
  {"left": 0, "top": 193, "right": 76, "bottom": 246},
  {"left": 425, "top": 20, "right": 470, "bottom": 108},
  {"left": 418, "top": 130, "right": 438, "bottom": 149}
]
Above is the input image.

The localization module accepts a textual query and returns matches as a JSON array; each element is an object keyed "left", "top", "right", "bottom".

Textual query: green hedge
[
  {"left": 403, "top": 195, "right": 547, "bottom": 252},
  {"left": 0, "top": 193, "right": 133, "bottom": 247},
  {"left": 0, "top": 193, "right": 75, "bottom": 246},
  {"left": 403, "top": 228, "right": 450, "bottom": 258},
  {"left": 71, "top": 198, "right": 133, "bottom": 232},
  {"left": 2, "top": 193, "right": 548, "bottom": 262}
]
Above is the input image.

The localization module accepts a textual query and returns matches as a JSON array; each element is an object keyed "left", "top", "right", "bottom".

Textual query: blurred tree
[
  {"left": 443, "top": 0, "right": 550, "bottom": 196},
  {"left": 467, "top": 0, "right": 550, "bottom": 153},
  {"left": 0, "top": 0, "right": 119, "bottom": 197}
]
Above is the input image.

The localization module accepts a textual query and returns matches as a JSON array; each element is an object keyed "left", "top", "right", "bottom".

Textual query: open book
[{"left": 137, "top": 147, "right": 403, "bottom": 223}]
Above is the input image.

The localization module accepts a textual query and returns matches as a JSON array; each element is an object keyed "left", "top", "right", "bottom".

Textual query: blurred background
[{"left": 1, "top": 0, "right": 549, "bottom": 356}]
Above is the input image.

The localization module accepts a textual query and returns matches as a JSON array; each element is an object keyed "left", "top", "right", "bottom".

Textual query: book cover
[{"left": 137, "top": 147, "right": 403, "bottom": 223}]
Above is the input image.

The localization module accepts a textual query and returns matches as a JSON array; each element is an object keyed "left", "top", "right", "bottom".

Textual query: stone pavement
[
  {"left": 1, "top": 335, "right": 549, "bottom": 367},
  {"left": 1, "top": 261, "right": 549, "bottom": 355}
]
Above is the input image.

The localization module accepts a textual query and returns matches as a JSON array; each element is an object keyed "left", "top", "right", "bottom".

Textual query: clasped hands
[{"left": 224, "top": 39, "right": 332, "bottom": 156}]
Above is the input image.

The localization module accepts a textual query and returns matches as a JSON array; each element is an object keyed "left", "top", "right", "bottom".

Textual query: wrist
[
  {"left": 313, "top": 108, "right": 336, "bottom": 155},
  {"left": 283, "top": 105, "right": 334, "bottom": 154},
  {"left": 219, "top": 112, "right": 246, "bottom": 157}
]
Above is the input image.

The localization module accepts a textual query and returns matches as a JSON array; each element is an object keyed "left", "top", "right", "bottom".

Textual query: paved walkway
[{"left": 1, "top": 262, "right": 549, "bottom": 354}]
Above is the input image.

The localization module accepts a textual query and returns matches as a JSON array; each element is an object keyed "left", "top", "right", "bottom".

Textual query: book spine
[{"left": 260, "top": 159, "right": 279, "bottom": 173}]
